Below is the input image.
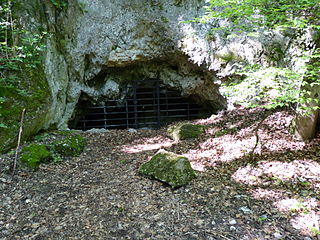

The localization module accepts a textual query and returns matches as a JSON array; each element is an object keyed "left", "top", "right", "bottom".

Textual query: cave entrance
[{"left": 73, "top": 79, "right": 211, "bottom": 130}]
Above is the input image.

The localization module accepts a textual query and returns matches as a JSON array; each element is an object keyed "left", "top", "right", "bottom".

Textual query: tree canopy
[
  {"left": 196, "top": 0, "right": 320, "bottom": 112},
  {"left": 200, "top": 0, "right": 320, "bottom": 32}
]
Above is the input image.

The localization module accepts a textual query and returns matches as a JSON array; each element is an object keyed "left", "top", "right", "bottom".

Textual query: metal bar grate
[{"left": 75, "top": 79, "right": 209, "bottom": 130}]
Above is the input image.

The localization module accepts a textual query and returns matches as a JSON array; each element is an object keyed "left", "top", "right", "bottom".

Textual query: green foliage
[
  {"left": 0, "top": 1, "right": 47, "bottom": 130},
  {"left": 199, "top": 0, "right": 320, "bottom": 32},
  {"left": 173, "top": 0, "right": 183, "bottom": 7},
  {"left": 78, "top": 1, "right": 87, "bottom": 14},
  {"left": 257, "top": 215, "right": 268, "bottom": 222},
  {"left": 221, "top": 66, "right": 302, "bottom": 108},
  {"left": 215, "top": 51, "right": 242, "bottom": 63},
  {"left": 50, "top": 0, "right": 67, "bottom": 9},
  {"left": 33, "top": 132, "right": 51, "bottom": 142},
  {"left": 310, "top": 227, "right": 320, "bottom": 236},
  {"left": 20, "top": 144, "right": 52, "bottom": 169},
  {"left": 161, "top": 16, "right": 169, "bottom": 23},
  {"left": 197, "top": 0, "right": 320, "bottom": 111}
]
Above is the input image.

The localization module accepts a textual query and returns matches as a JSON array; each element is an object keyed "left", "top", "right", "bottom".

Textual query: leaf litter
[{"left": 0, "top": 107, "right": 319, "bottom": 239}]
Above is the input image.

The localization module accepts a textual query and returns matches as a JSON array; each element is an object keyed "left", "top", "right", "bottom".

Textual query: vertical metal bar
[
  {"left": 166, "top": 89, "right": 168, "bottom": 118},
  {"left": 156, "top": 79, "right": 160, "bottom": 129},
  {"left": 125, "top": 98, "right": 129, "bottom": 129},
  {"left": 103, "top": 102, "right": 107, "bottom": 129},
  {"left": 187, "top": 102, "right": 190, "bottom": 120},
  {"left": 133, "top": 82, "right": 138, "bottom": 128}
]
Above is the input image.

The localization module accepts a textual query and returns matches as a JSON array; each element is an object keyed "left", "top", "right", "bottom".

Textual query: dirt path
[{"left": 1, "top": 108, "right": 319, "bottom": 239}]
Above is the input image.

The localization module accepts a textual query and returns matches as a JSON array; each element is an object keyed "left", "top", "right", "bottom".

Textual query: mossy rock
[
  {"left": 52, "top": 134, "right": 86, "bottom": 157},
  {"left": 20, "top": 144, "right": 52, "bottom": 169},
  {"left": 168, "top": 123, "right": 205, "bottom": 141},
  {"left": 139, "top": 150, "right": 196, "bottom": 188}
]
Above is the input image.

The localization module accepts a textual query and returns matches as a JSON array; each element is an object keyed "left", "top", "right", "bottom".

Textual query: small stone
[
  {"left": 25, "top": 199, "right": 31, "bottom": 204},
  {"left": 239, "top": 206, "right": 253, "bottom": 214},
  {"left": 196, "top": 219, "right": 204, "bottom": 225},
  {"left": 86, "top": 128, "right": 109, "bottom": 133},
  {"left": 230, "top": 226, "right": 237, "bottom": 231},
  {"left": 128, "top": 128, "right": 137, "bottom": 133},
  {"left": 234, "top": 194, "right": 245, "bottom": 199},
  {"left": 0, "top": 178, "right": 7, "bottom": 183},
  {"left": 31, "top": 223, "right": 40, "bottom": 228},
  {"left": 229, "top": 219, "right": 237, "bottom": 225},
  {"left": 211, "top": 220, "right": 216, "bottom": 225},
  {"left": 274, "top": 232, "right": 283, "bottom": 239},
  {"left": 55, "top": 225, "right": 63, "bottom": 231}
]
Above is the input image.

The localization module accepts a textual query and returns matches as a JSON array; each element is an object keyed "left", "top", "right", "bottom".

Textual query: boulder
[
  {"left": 139, "top": 150, "right": 196, "bottom": 188},
  {"left": 52, "top": 134, "right": 86, "bottom": 157},
  {"left": 168, "top": 123, "right": 205, "bottom": 141}
]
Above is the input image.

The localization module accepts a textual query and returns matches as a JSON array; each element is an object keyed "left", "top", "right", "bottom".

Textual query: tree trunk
[{"left": 292, "top": 104, "right": 319, "bottom": 141}]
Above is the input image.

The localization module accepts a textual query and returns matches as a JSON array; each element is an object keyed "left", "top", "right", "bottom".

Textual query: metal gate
[{"left": 76, "top": 79, "right": 207, "bottom": 130}]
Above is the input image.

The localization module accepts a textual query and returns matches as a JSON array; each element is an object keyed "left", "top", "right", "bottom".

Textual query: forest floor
[{"left": 1, "top": 107, "right": 320, "bottom": 240}]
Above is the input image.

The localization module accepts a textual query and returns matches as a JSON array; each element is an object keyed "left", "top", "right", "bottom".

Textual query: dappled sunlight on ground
[
  {"left": 121, "top": 136, "right": 175, "bottom": 153},
  {"left": 117, "top": 108, "right": 320, "bottom": 237},
  {"left": 274, "top": 197, "right": 318, "bottom": 212},
  {"left": 233, "top": 158, "right": 320, "bottom": 237},
  {"left": 262, "top": 139, "right": 305, "bottom": 152},
  {"left": 249, "top": 188, "right": 286, "bottom": 200},
  {"left": 194, "top": 109, "right": 320, "bottom": 237},
  {"left": 232, "top": 160, "right": 320, "bottom": 189},
  {"left": 184, "top": 109, "right": 305, "bottom": 170},
  {"left": 185, "top": 136, "right": 255, "bottom": 164},
  {"left": 290, "top": 211, "right": 320, "bottom": 236}
]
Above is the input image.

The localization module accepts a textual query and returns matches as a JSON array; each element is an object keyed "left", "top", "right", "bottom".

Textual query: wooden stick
[
  {"left": 12, "top": 108, "right": 25, "bottom": 176},
  {"left": 248, "top": 111, "right": 270, "bottom": 162}
]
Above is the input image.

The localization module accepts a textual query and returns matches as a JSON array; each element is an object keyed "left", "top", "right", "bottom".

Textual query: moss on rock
[
  {"left": 0, "top": 64, "right": 51, "bottom": 153},
  {"left": 52, "top": 134, "right": 86, "bottom": 157},
  {"left": 168, "top": 123, "right": 205, "bottom": 141},
  {"left": 20, "top": 143, "right": 52, "bottom": 169},
  {"left": 139, "top": 149, "right": 196, "bottom": 188}
]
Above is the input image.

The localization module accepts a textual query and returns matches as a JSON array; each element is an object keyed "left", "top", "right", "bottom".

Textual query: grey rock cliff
[{"left": 33, "top": 0, "right": 309, "bottom": 128}]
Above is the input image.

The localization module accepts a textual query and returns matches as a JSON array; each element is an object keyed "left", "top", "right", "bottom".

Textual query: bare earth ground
[{"left": 1, "top": 108, "right": 320, "bottom": 239}]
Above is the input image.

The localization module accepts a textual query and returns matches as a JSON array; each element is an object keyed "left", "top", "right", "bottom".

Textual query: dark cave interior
[{"left": 70, "top": 79, "right": 212, "bottom": 130}]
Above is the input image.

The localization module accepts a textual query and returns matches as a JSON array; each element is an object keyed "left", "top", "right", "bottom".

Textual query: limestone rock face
[
  {"left": 139, "top": 150, "right": 196, "bottom": 188},
  {"left": 15, "top": 0, "right": 231, "bottom": 131},
  {"left": 32, "top": 0, "right": 311, "bottom": 129}
]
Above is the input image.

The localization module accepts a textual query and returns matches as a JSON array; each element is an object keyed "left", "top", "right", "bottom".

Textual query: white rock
[
  {"left": 274, "top": 232, "right": 283, "bottom": 239},
  {"left": 230, "top": 226, "right": 237, "bottom": 231},
  {"left": 128, "top": 128, "right": 137, "bottom": 133},
  {"left": 229, "top": 219, "right": 237, "bottom": 225},
  {"left": 86, "top": 128, "right": 109, "bottom": 133},
  {"left": 239, "top": 206, "right": 253, "bottom": 214}
]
